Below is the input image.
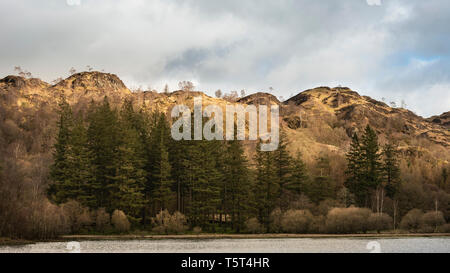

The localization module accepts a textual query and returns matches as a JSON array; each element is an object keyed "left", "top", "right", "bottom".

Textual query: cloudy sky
[{"left": 1, "top": 0, "right": 449, "bottom": 117}]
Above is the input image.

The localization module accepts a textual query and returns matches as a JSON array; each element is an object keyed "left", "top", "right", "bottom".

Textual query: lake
[{"left": 1, "top": 237, "right": 449, "bottom": 253}]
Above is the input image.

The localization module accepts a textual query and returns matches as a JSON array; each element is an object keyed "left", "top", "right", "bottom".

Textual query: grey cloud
[{"left": 0, "top": 0, "right": 449, "bottom": 116}]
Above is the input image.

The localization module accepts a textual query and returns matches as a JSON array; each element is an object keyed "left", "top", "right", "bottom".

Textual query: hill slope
[{"left": 0, "top": 71, "right": 449, "bottom": 183}]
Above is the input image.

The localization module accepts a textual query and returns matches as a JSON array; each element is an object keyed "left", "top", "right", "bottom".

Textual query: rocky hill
[
  {"left": 1, "top": 71, "right": 449, "bottom": 169},
  {"left": 284, "top": 86, "right": 450, "bottom": 148},
  {"left": 52, "top": 72, "right": 131, "bottom": 105}
]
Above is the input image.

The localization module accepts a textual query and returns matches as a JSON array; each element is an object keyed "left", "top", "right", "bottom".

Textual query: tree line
[
  {"left": 47, "top": 97, "right": 448, "bottom": 234},
  {"left": 48, "top": 96, "right": 253, "bottom": 232}
]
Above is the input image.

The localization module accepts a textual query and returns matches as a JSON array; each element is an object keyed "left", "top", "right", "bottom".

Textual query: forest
[
  {"left": 2, "top": 93, "right": 447, "bottom": 240},
  {"left": 0, "top": 73, "right": 449, "bottom": 241}
]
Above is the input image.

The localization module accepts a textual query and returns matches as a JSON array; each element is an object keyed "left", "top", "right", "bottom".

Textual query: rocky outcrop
[
  {"left": 427, "top": 111, "right": 450, "bottom": 129},
  {"left": 51, "top": 72, "right": 131, "bottom": 104},
  {"left": 238, "top": 92, "right": 280, "bottom": 105}
]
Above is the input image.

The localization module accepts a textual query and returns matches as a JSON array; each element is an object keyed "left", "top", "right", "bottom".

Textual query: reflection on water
[{"left": 1, "top": 237, "right": 449, "bottom": 253}]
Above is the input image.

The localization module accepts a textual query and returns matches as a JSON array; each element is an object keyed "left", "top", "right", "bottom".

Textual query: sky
[{"left": 0, "top": 0, "right": 449, "bottom": 117}]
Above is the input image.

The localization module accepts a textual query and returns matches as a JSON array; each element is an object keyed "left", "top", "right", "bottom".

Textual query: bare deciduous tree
[
  {"left": 14, "top": 66, "right": 32, "bottom": 78},
  {"left": 178, "top": 81, "right": 195, "bottom": 92},
  {"left": 223, "top": 91, "right": 239, "bottom": 102}
]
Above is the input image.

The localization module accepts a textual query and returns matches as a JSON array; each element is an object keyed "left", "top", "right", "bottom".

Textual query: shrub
[
  {"left": 400, "top": 209, "right": 423, "bottom": 232},
  {"left": 309, "top": 215, "right": 326, "bottom": 233},
  {"left": 61, "top": 200, "right": 92, "bottom": 233},
  {"left": 152, "top": 210, "right": 171, "bottom": 234},
  {"left": 315, "top": 199, "right": 340, "bottom": 216},
  {"left": 325, "top": 207, "right": 372, "bottom": 234},
  {"left": 170, "top": 211, "right": 188, "bottom": 234},
  {"left": 420, "top": 211, "right": 445, "bottom": 232},
  {"left": 192, "top": 226, "right": 203, "bottom": 234},
  {"left": 95, "top": 208, "right": 111, "bottom": 232},
  {"left": 281, "top": 209, "right": 313, "bottom": 233},
  {"left": 245, "top": 218, "right": 264, "bottom": 234},
  {"left": 367, "top": 213, "right": 393, "bottom": 232},
  {"left": 437, "top": 223, "right": 450, "bottom": 233},
  {"left": 78, "top": 209, "right": 93, "bottom": 232},
  {"left": 28, "top": 200, "right": 69, "bottom": 239},
  {"left": 269, "top": 208, "right": 283, "bottom": 233},
  {"left": 152, "top": 210, "right": 188, "bottom": 234},
  {"left": 111, "top": 210, "right": 130, "bottom": 233}
]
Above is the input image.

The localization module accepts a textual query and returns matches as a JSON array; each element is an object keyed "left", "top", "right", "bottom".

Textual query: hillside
[
  {"left": 1, "top": 71, "right": 449, "bottom": 240},
  {"left": 1, "top": 72, "right": 449, "bottom": 161},
  {"left": 285, "top": 86, "right": 449, "bottom": 147}
]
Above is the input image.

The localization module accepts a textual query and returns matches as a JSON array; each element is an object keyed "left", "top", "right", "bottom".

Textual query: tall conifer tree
[
  {"left": 382, "top": 143, "right": 400, "bottom": 198},
  {"left": 224, "top": 138, "right": 251, "bottom": 232},
  {"left": 87, "top": 97, "right": 120, "bottom": 209},
  {"left": 272, "top": 131, "right": 293, "bottom": 210},
  {"left": 48, "top": 96, "right": 74, "bottom": 203},
  {"left": 254, "top": 140, "right": 278, "bottom": 229}
]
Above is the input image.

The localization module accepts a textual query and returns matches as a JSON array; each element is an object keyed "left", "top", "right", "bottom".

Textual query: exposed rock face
[
  {"left": 0, "top": 75, "right": 28, "bottom": 89},
  {"left": 51, "top": 72, "right": 131, "bottom": 104},
  {"left": 238, "top": 92, "right": 280, "bottom": 105},
  {"left": 54, "top": 72, "right": 128, "bottom": 91},
  {"left": 427, "top": 111, "right": 450, "bottom": 129},
  {"left": 0, "top": 75, "right": 50, "bottom": 90},
  {"left": 0, "top": 75, "right": 53, "bottom": 109}
]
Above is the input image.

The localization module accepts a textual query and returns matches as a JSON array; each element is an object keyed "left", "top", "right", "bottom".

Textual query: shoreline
[
  {"left": 0, "top": 238, "right": 34, "bottom": 246},
  {"left": 62, "top": 233, "right": 450, "bottom": 240},
  {"left": 2, "top": 233, "right": 449, "bottom": 246}
]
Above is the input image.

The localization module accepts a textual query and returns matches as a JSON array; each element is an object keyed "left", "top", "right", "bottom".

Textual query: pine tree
[
  {"left": 360, "top": 125, "right": 382, "bottom": 191},
  {"left": 168, "top": 132, "right": 189, "bottom": 214},
  {"left": 307, "top": 155, "right": 333, "bottom": 204},
  {"left": 192, "top": 139, "right": 222, "bottom": 230},
  {"left": 345, "top": 126, "right": 382, "bottom": 207},
  {"left": 253, "top": 140, "right": 278, "bottom": 230},
  {"left": 109, "top": 127, "right": 146, "bottom": 224},
  {"left": 87, "top": 97, "right": 121, "bottom": 209},
  {"left": 224, "top": 138, "right": 251, "bottom": 232},
  {"left": 382, "top": 143, "right": 400, "bottom": 198},
  {"left": 345, "top": 133, "right": 366, "bottom": 205},
  {"left": 145, "top": 112, "right": 172, "bottom": 216},
  {"left": 131, "top": 104, "right": 154, "bottom": 225},
  {"left": 286, "top": 151, "right": 308, "bottom": 195},
  {"left": 272, "top": 131, "right": 293, "bottom": 210},
  {"left": 109, "top": 101, "right": 147, "bottom": 224},
  {"left": 66, "top": 116, "right": 96, "bottom": 207},
  {"left": 152, "top": 126, "right": 174, "bottom": 212},
  {"left": 48, "top": 96, "right": 74, "bottom": 203}
]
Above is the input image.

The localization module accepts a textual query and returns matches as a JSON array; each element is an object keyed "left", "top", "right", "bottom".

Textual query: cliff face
[
  {"left": 1, "top": 72, "right": 449, "bottom": 165},
  {"left": 428, "top": 111, "right": 450, "bottom": 129}
]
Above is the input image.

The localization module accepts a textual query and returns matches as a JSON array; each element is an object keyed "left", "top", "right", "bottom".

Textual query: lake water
[{"left": 1, "top": 237, "right": 449, "bottom": 253}]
